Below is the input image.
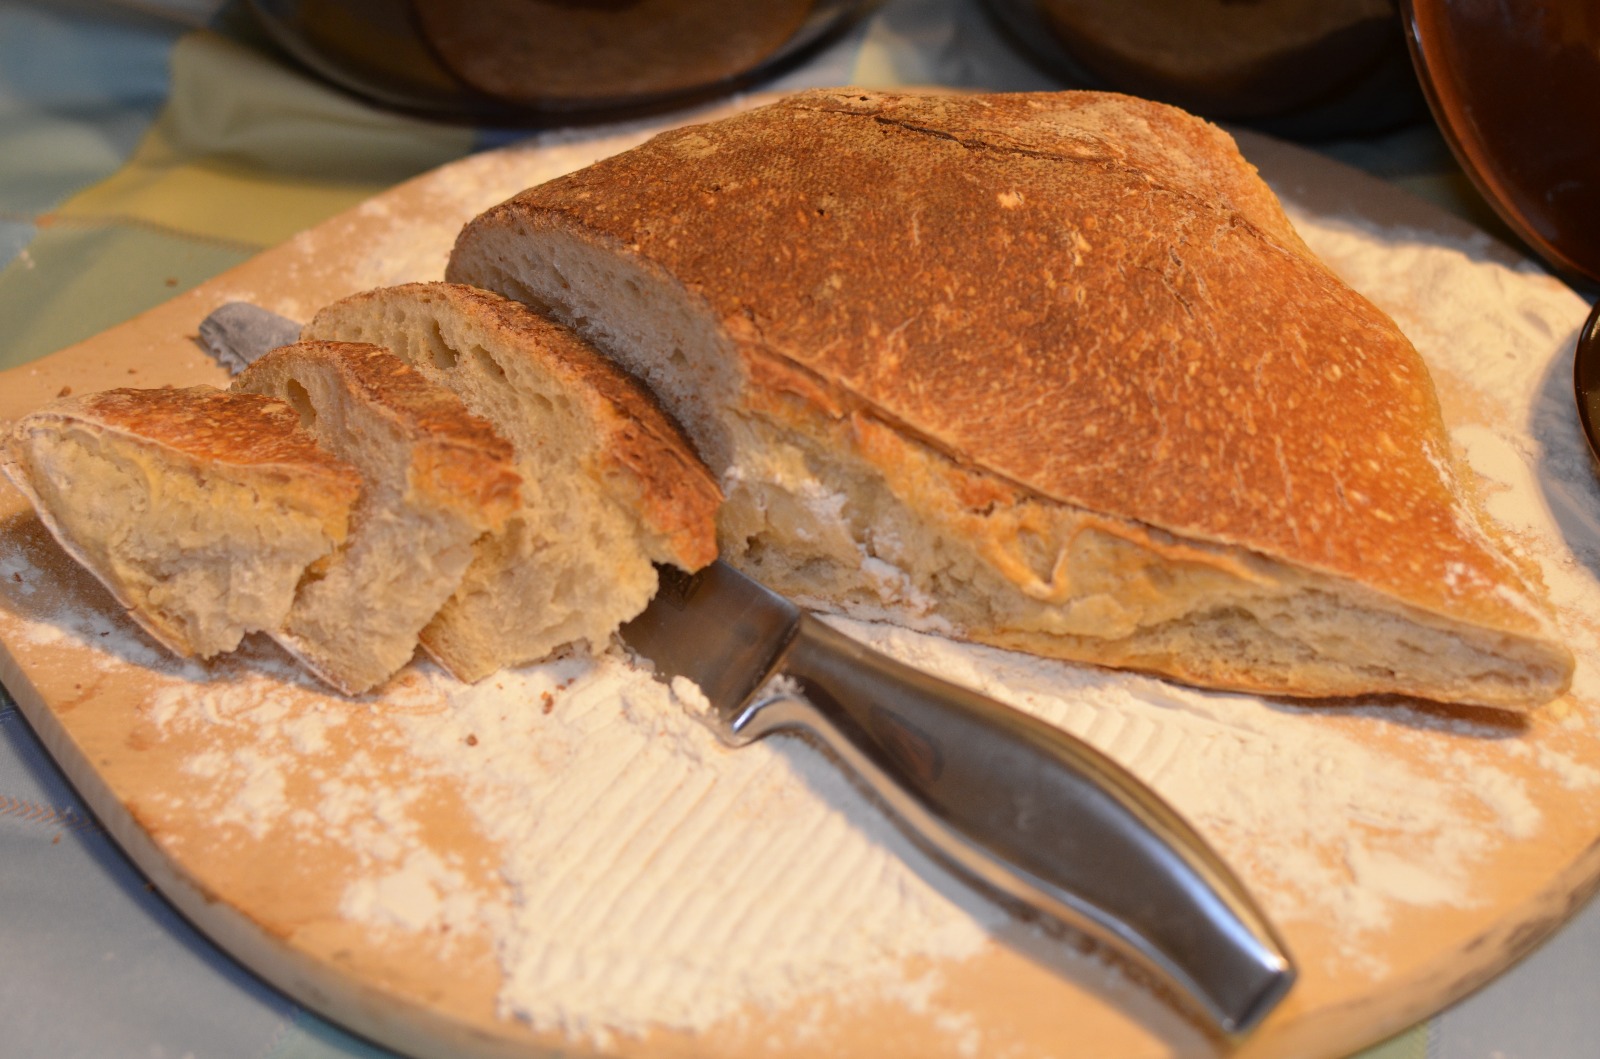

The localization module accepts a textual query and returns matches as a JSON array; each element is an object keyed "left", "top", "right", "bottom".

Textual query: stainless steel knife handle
[{"left": 729, "top": 613, "right": 1295, "bottom": 1035}]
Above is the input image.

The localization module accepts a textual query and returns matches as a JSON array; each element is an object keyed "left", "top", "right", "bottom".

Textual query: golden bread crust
[
  {"left": 240, "top": 341, "right": 522, "bottom": 525},
  {"left": 58, "top": 386, "right": 360, "bottom": 488},
  {"left": 450, "top": 88, "right": 1548, "bottom": 645},
  {"left": 6, "top": 387, "right": 363, "bottom": 538}
]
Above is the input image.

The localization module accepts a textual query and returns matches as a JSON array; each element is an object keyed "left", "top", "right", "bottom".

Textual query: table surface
[{"left": 1, "top": 3, "right": 1597, "bottom": 1058}]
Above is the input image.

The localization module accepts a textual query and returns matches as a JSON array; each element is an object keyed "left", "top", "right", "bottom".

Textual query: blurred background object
[
  {"left": 245, "top": 0, "right": 870, "bottom": 123},
  {"left": 978, "top": 0, "right": 1429, "bottom": 139},
  {"left": 1401, "top": 0, "right": 1600, "bottom": 286}
]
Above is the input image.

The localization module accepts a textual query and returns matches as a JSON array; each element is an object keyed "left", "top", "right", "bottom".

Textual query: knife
[
  {"left": 622, "top": 560, "right": 1296, "bottom": 1035},
  {"left": 197, "top": 301, "right": 303, "bottom": 372}
]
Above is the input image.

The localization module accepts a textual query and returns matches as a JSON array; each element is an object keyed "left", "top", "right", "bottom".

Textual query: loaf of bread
[
  {"left": 232, "top": 340, "right": 521, "bottom": 693},
  {"left": 446, "top": 87, "right": 1574, "bottom": 711},
  {"left": 303, "top": 282, "right": 720, "bottom": 681},
  {"left": 0, "top": 386, "right": 361, "bottom": 658}
]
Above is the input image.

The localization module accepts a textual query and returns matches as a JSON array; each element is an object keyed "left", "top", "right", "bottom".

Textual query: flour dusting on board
[{"left": 4, "top": 150, "right": 1600, "bottom": 1051}]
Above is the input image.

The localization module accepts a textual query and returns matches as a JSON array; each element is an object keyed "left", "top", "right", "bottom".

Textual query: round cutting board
[{"left": 0, "top": 99, "right": 1598, "bottom": 1059}]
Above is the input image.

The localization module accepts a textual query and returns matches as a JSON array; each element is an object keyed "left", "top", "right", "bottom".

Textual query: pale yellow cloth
[{"left": 56, "top": 30, "right": 474, "bottom": 248}]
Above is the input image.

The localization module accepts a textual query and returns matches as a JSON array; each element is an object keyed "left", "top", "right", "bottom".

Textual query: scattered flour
[
  {"left": 340, "top": 848, "right": 480, "bottom": 936},
  {"left": 378, "top": 653, "right": 1007, "bottom": 1045}
]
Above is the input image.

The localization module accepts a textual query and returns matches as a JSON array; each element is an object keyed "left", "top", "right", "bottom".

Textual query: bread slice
[
  {"left": 303, "top": 281, "right": 720, "bottom": 682},
  {"left": 0, "top": 386, "right": 361, "bottom": 659},
  {"left": 446, "top": 87, "right": 1574, "bottom": 711},
  {"left": 232, "top": 340, "right": 521, "bottom": 693}
]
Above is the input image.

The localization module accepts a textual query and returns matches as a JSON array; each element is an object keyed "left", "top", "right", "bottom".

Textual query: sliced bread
[
  {"left": 232, "top": 340, "right": 521, "bottom": 693},
  {"left": 1, "top": 386, "right": 361, "bottom": 659},
  {"left": 304, "top": 281, "right": 720, "bottom": 682}
]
